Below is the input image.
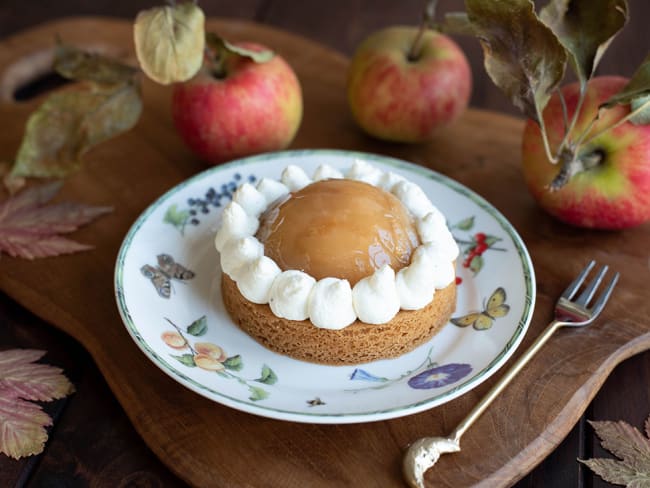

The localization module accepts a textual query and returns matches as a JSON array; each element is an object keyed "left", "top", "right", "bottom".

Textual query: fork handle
[{"left": 449, "top": 320, "right": 564, "bottom": 442}]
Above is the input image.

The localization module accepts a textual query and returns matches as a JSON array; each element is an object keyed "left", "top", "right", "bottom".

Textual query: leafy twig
[{"left": 164, "top": 317, "right": 195, "bottom": 354}]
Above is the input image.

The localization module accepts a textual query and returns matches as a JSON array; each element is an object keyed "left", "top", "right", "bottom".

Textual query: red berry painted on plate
[{"left": 475, "top": 242, "right": 488, "bottom": 254}]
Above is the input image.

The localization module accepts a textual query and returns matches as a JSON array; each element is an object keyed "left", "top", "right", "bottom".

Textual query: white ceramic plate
[{"left": 115, "top": 150, "right": 535, "bottom": 424}]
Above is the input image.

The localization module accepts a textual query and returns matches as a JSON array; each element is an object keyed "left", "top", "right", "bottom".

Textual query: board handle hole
[
  {"left": 1, "top": 44, "right": 127, "bottom": 103},
  {"left": 13, "top": 71, "right": 70, "bottom": 101},
  {"left": 1, "top": 48, "right": 60, "bottom": 103}
]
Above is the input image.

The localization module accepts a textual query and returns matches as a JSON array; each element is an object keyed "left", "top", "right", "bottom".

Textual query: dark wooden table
[{"left": 1, "top": 1, "right": 649, "bottom": 486}]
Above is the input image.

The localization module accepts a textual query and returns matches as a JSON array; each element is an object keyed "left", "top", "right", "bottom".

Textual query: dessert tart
[{"left": 216, "top": 160, "right": 459, "bottom": 365}]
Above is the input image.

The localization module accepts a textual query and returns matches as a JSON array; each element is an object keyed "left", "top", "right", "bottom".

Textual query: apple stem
[
  {"left": 549, "top": 148, "right": 602, "bottom": 191},
  {"left": 408, "top": 0, "right": 438, "bottom": 62},
  {"left": 206, "top": 40, "right": 228, "bottom": 79},
  {"left": 407, "top": 26, "right": 426, "bottom": 62},
  {"left": 211, "top": 55, "right": 227, "bottom": 79},
  {"left": 547, "top": 95, "right": 650, "bottom": 190}
]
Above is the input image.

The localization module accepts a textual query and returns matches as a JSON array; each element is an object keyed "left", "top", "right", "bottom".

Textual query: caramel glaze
[{"left": 256, "top": 179, "right": 420, "bottom": 285}]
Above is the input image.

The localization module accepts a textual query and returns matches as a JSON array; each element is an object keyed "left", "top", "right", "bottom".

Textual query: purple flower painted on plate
[
  {"left": 408, "top": 363, "right": 472, "bottom": 389},
  {"left": 350, "top": 368, "right": 388, "bottom": 382}
]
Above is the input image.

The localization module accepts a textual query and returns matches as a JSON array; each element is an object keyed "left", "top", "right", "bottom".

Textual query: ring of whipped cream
[{"left": 215, "top": 159, "right": 459, "bottom": 330}]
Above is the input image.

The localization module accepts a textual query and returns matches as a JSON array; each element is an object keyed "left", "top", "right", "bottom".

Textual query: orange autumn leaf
[
  {"left": 0, "top": 181, "right": 112, "bottom": 259},
  {"left": 0, "top": 349, "right": 74, "bottom": 459}
]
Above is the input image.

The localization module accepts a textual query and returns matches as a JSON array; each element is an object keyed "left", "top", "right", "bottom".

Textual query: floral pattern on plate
[
  {"left": 163, "top": 173, "right": 256, "bottom": 234},
  {"left": 451, "top": 216, "right": 507, "bottom": 275},
  {"left": 348, "top": 347, "right": 473, "bottom": 392},
  {"left": 114, "top": 149, "right": 535, "bottom": 424},
  {"left": 161, "top": 315, "right": 277, "bottom": 402}
]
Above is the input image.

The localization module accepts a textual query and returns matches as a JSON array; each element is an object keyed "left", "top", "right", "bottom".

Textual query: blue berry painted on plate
[{"left": 164, "top": 173, "right": 258, "bottom": 233}]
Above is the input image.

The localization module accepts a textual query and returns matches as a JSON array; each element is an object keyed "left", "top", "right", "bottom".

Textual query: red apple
[
  {"left": 346, "top": 26, "right": 471, "bottom": 143},
  {"left": 522, "top": 76, "right": 650, "bottom": 230},
  {"left": 172, "top": 42, "right": 303, "bottom": 164}
]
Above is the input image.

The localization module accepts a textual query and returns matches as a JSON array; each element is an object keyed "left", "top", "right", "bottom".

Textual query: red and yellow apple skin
[
  {"left": 346, "top": 26, "right": 471, "bottom": 143},
  {"left": 172, "top": 42, "right": 303, "bottom": 165},
  {"left": 522, "top": 76, "right": 650, "bottom": 230}
]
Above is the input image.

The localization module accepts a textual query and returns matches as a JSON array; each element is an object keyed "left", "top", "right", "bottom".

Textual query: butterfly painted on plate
[
  {"left": 451, "top": 287, "right": 510, "bottom": 330},
  {"left": 307, "top": 397, "right": 325, "bottom": 407},
  {"left": 140, "top": 254, "right": 195, "bottom": 299}
]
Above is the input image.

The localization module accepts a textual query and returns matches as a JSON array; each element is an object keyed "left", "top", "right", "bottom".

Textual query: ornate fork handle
[
  {"left": 403, "top": 319, "right": 563, "bottom": 486},
  {"left": 403, "top": 261, "right": 619, "bottom": 488}
]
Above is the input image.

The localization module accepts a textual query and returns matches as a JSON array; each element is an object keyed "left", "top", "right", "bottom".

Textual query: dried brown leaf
[
  {"left": 465, "top": 0, "right": 567, "bottom": 122},
  {"left": 439, "top": 12, "right": 475, "bottom": 36},
  {"left": 602, "top": 52, "right": 650, "bottom": 120},
  {"left": 540, "top": 0, "right": 628, "bottom": 85},
  {"left": 579, "top": 416, "right": 650, "bottom": 487},
  {"left": 0, "top": 182, "right": 112, "bottom": 259},
  {"left": 134, "top": 2, "right": 205, "bottom": 84},
  {"left": 590, "top": 419, "right": 650, "bottom": 471},
  {"left": 6, "top": 80, "right": 142, "bottom": 185},
  {"left": 580, "top": 458, "right": 650, "bottom": 486},
  {"left": 205, "top": 33, "right": 275, "bottom": 64},
  {"left": 54, "top": 44, "right": 138, "bottom": 85}
]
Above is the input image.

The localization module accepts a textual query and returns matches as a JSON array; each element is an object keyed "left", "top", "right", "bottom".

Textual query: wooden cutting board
[{"left": 1, "top": 17, "right": 649, "bottom": 488}]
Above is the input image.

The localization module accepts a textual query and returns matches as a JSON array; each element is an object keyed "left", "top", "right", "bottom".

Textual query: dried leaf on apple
[
  {"left": 540, "top": 0, "right": 628, "bottom": 86},
  {"left": 601, "top": 52, "right": 650, "bottom": 124},
  {"left": 465, "top": 0, "right": 567, "bottom": 123},
  {"left": 629, "top": 95, "right": 650, "bottom": 125},
  {"left": 439, "top": 12, "right": 475, "bottom": 36},
  {"left": 134, "top": 2, "right": 205, "bottom": 85},
  {"left": 205, "top": 33, "right": 275, "bottom": 64}
]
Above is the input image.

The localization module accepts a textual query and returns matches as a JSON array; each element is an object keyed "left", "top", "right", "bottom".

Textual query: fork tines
[{"left": 562, "top": 260, "right": 620, "bottom": 315}]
